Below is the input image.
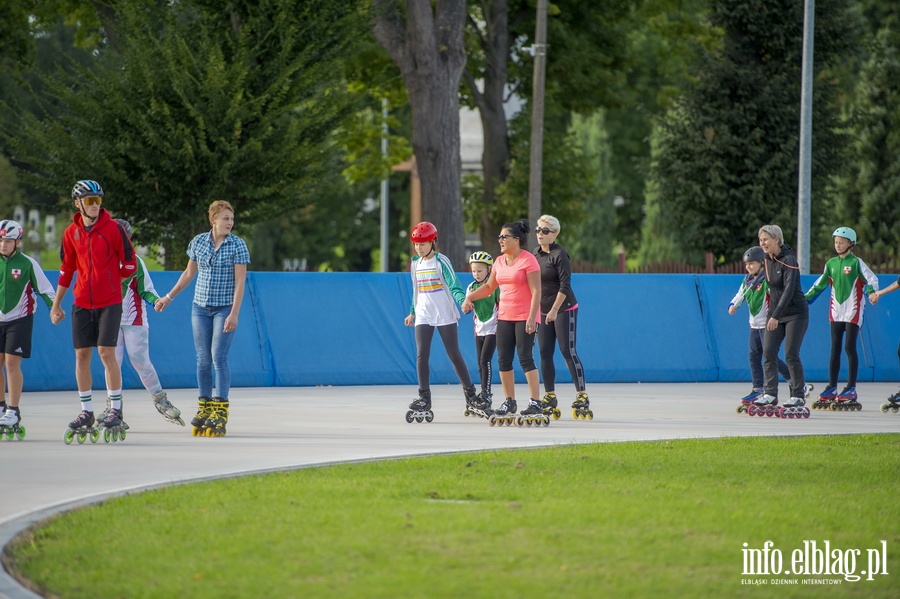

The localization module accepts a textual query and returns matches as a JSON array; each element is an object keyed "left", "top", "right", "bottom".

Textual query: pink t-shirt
[{"left": 493, "top": 251, "right": 540, "bottom": 321}]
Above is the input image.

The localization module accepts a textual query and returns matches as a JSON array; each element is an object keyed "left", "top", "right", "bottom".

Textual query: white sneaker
[
  {"left": 754, "top": 394, "right": 777, "bottom": 406},
  {"left": 784, "top": 397, "right": 805, "bottom": 408},
  {"left": 0, "top": 410, "right": 19, "bottom": 426}
]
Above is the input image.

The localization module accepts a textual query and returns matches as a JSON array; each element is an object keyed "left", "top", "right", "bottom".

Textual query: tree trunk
[
  {"left": 372, "top": 0, "right": 468, "bottom": 268},
  {"left": 464, "top": 0, "right": 512, "bottom": 253}
]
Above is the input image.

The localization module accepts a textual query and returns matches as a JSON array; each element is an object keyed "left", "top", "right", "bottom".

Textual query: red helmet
[{"left": 410, "top": 221, "right": 438, "bottom": 242}]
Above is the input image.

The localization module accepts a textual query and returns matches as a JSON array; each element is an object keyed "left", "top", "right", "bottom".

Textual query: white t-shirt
[{"left": 413, "top": 256, "right": 460, "bottom": 326}]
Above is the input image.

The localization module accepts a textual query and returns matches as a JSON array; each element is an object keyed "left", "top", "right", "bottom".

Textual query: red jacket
[{"left": 58, "top": 208, "right": 136, "bottom": 309}]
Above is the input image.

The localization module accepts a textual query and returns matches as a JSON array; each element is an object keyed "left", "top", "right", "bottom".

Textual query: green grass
[{"left": 6, "top": 435, "right": 898, "bottom": 598}]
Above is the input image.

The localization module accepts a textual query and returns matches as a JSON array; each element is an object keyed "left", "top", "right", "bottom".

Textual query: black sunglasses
[
  {"left": 536, "top": 227, "right": 555, "bottom": 235},
  {"left": 497, "top": 234, "right": 516, "bottom": 241}
]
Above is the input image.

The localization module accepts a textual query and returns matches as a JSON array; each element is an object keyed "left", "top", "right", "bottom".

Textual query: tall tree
[
  {"left": 372, "top": 0, "right": 468, "bottom": 267},
  {"left": 649, "top": 0, "right": 861, "bottom": 263},
  {"left": 835, "top": 25, "right": 900, "bottom": 253},
  {"left": 2, "top": 0, "right": 362, "bottom": 268}
]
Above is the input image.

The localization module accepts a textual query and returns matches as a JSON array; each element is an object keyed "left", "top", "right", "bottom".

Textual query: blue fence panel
[{"left": 17, "top": 270, "right": 900, "bottom": 391}]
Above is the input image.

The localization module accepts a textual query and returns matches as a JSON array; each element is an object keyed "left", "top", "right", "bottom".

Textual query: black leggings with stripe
[{"left": 537, "top": 307, "right": 586, "bottom": 393}]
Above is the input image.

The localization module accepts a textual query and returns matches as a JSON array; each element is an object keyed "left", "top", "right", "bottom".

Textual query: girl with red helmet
[{"left": 404, "top": 222, "right": 480, "bottom": 421}]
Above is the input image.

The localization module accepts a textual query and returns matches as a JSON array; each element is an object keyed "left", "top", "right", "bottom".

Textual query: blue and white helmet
[{"left": 72, "top": 180, "right": 104, "bottom": 200}]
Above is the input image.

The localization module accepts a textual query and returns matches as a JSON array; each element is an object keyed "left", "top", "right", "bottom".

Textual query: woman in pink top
[{"left": 464, "top": 219, "right": 541, "bottom": 418}]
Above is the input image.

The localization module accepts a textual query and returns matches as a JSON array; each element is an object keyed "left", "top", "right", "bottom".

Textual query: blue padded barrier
[{"left": 18, "top": 271, "right": 900, "bottom": 392}]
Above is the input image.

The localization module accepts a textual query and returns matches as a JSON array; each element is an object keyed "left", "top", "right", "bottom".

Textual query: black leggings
[
  {"left": 763, "top": 316, "right": 808, "bottom": 399},
  {"left": 829, "top": 322, "right": 860, "bottom": 388},
  {"left": 537, "top": 307, "right": 585, "bottom": 393},
  {"left": 475, "top": 334, "right": 496, "bottom": 396},
  {"left": 496, "top": 320, "right": 536, "bottom": 373},
  {"left": 415, "top": 324, "right": 472, "bottom": 390}
]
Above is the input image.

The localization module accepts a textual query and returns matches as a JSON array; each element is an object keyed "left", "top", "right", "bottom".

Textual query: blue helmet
[
  {"left": 72, "top": 180, "right": 104, "bottom": 200},
  {"left": 832, "top": 227, "right": 856, "bottom": 244}
]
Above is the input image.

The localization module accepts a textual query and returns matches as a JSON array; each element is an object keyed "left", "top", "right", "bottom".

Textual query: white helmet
[{"left": 0, "top": 220, "right": 24, "bottom": 240}]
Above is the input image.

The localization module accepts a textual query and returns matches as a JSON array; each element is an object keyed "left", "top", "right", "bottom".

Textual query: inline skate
[
  {"left": 517, "top": 399, "right": 550, "bottom": 427},
  {"left": 737, "top": 389, "right": 761, "bottom": 414},
  {"left": 572, "top": 392, "right": 593, "bottom": 420},
  {"left": 464, "top": 387, "right": 493, "bottom": 419},
  {"left": 830, "top": 386, "right": 862, "bottom": 412},
  {"left": 748, "top": 394, "right": 779, "bottom": 417},
  {"left": 406, "top": 389, "right": 434, "bottom": 424},
  {"left": 191, "top": 396, "right": 213, "bottom": 435},
  {"left": 97, "top": 398, "right": 129, "bottom": 431},
  {"left": 488, "top": 398, "right": 517, "bottom": 426},
  {"left": 153, "top": 391, "right": 185, "bottom": 426},
  {"left": 880, "top": 390, "right": 900, "bottom": 414},
  {"left": 97, "top": 408, "right": 127, "bottom": 443},
  {"left": 64, "top": 410, "right": 100, "bottom": 445},
  {"left": 0, "top": 408, "right": 25, "bottom": 441},
  {"left": 776, "top": 395, "right": 811, "bottom": 419},
  {"left": 812, "top": 385, "right": 836, "bottom": 410},
  {"left": 194, "top": 397, "right": 229, "bottom": 437},
  {"left": 540, "top": 392, "right": 561, "bottom": 420}
]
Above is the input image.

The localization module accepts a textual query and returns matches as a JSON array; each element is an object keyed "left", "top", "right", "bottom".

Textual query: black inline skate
[
  {"left": 881, "top": 390, "right": 900, "bottom": 414},
  {"left": 98, "top": 408, "right": 127, "bottom": 443},
  {"left": 572, "top": 392, "right": 593, "bottom": 420},
  {"left": 64, "top": 410, "right": 100, "bottom": 445},
  {"left": 488, "top": 398, "right": 516, "bottom": 427},
  {"left": 517, "top": 399, "right": 550, "bottom": 427},
  {"left": 540, "top": 392, "right": 561, "bottom": 420},
  {"left": 406, "top": 389, "right": 434, "bottom": 423},
  {"left": 0, "top": 407, "right": 25, "bottom": 441},
  {"left": 97, "top": 398, "right": 130, "bottom": 431},
  {"left": 464, "top": 386, "right": 492, "bottom": 419}
]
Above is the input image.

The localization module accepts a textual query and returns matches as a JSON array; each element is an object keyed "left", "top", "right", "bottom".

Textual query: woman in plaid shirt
[{"left": 155, "top": 200, "right": 250, "bottom": 436}]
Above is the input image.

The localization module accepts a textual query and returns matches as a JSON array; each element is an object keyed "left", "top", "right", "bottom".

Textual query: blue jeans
[{"left": 191, "top": 304, "right": 236, "bottom": 399}]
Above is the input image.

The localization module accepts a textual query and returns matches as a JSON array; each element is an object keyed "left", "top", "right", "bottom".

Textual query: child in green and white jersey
[
  {"left": 805, "top": 227, "right": 879, "bottom": 404},
  {"left": 0, "top": 220, "right": 55, "bottom": 431}
]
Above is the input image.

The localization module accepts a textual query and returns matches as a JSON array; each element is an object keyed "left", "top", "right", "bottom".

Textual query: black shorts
[
  {"left": 72, "top": 304, "right": 123, "bottom": 349},
  {"left": 0, "top": 315, "right": 34, "bottom": 358}
]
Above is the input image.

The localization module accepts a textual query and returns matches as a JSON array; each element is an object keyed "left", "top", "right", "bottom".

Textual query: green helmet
[{"left": 832, "top": 227, "right": 856, "bottom": 244}]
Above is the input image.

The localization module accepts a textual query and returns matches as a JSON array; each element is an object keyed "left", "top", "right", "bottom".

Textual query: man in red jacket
[{"left": 50, "top": 180, "right": 137, "bottom": 434}]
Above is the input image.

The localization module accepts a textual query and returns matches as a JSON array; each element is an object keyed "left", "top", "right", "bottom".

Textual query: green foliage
[
  {"left": 649, "top": 0, "right": 862, "bottom": 264},
  {"left": 461, "top": 104, "right": 593, "bottom": 254},
  {"left": 2, "top": 0, "right": 364, "bottom": 269},
  {"left": 0, "top": 1, "right": 33, "bottom": 72},
  {"left": 834, "top": 26, "right": 900, "bottom": 253}
]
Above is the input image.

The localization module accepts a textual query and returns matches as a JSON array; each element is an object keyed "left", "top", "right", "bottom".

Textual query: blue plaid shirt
[{"left": 187, "top": 232, "right": 251, "bottom": 307}]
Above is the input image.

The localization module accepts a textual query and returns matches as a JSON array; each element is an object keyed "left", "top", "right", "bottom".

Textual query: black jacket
[
  {"left": 533, "top": 243, "right": 577, "bottom": 314},
  {"left": 764, "top": 244, "right": 808, "bottom": 322}
]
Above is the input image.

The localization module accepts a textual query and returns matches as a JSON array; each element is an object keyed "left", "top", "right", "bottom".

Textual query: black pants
[
  {"left": 415, "top": 324, "right": 472, "bottom": 390},
  {"left": 496, "top": 320, "right": 536, "bottom": 373},
  {"left": 537, "top": 307, "right": 585, "bottom": 393},
  {"left": 763, "top": 316, "right": 808, "bottom": 399},
  {"left": 475, "top": 334, "right": 496, "bottom": 396},
  {"left": 829, "top": 322, "right": 860, "bottom": 388}
]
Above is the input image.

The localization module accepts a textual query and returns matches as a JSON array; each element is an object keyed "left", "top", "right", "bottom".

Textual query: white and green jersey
[
  {"left": 121, "top": 256, "right": 160, "bottom": 327},
  {"left": 805, "top": 253, "right": 878, "bottom": 325},
  {"left": 729, "top": 275, "right": 771, "bottom": 329},
  {"left": 408, "top": 252, "right": 466, "bottom": 326},
  {"left": 0, "top": 250, "right": 55, "bottom": 322}
]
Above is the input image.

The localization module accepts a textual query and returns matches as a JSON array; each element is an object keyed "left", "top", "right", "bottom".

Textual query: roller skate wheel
[
  {"left": 542, "top": 416, "right": 550, "bottom": 426},
  {"left": 15, "top": 426, "right": 25, "bottom": 441},
  {"left": 488, "top": 416, "right": 497, "bottom": 427},
  {"left": 552, "top": 408, "right": 561, "bottom": 420},
  {"left": 405, "top": 411, "right": 414, "bottom": 424},
  {"left": 463, "top": 409, "right": 470, "bottom": 417},
  {"left": 64, "top": 429, "right": 75, "bottom": 445},
  {"left": 736, "top": 405, "right": 745, "bottom": 414},
  {"left": 586, "top": 410, "right": 593, "bottom": 420},
  {"left": 425, "top": 411, "right": 434, "bottom": 423},
  {"left": 192, "top": 426, "right": 203, "bottom": 436}
]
